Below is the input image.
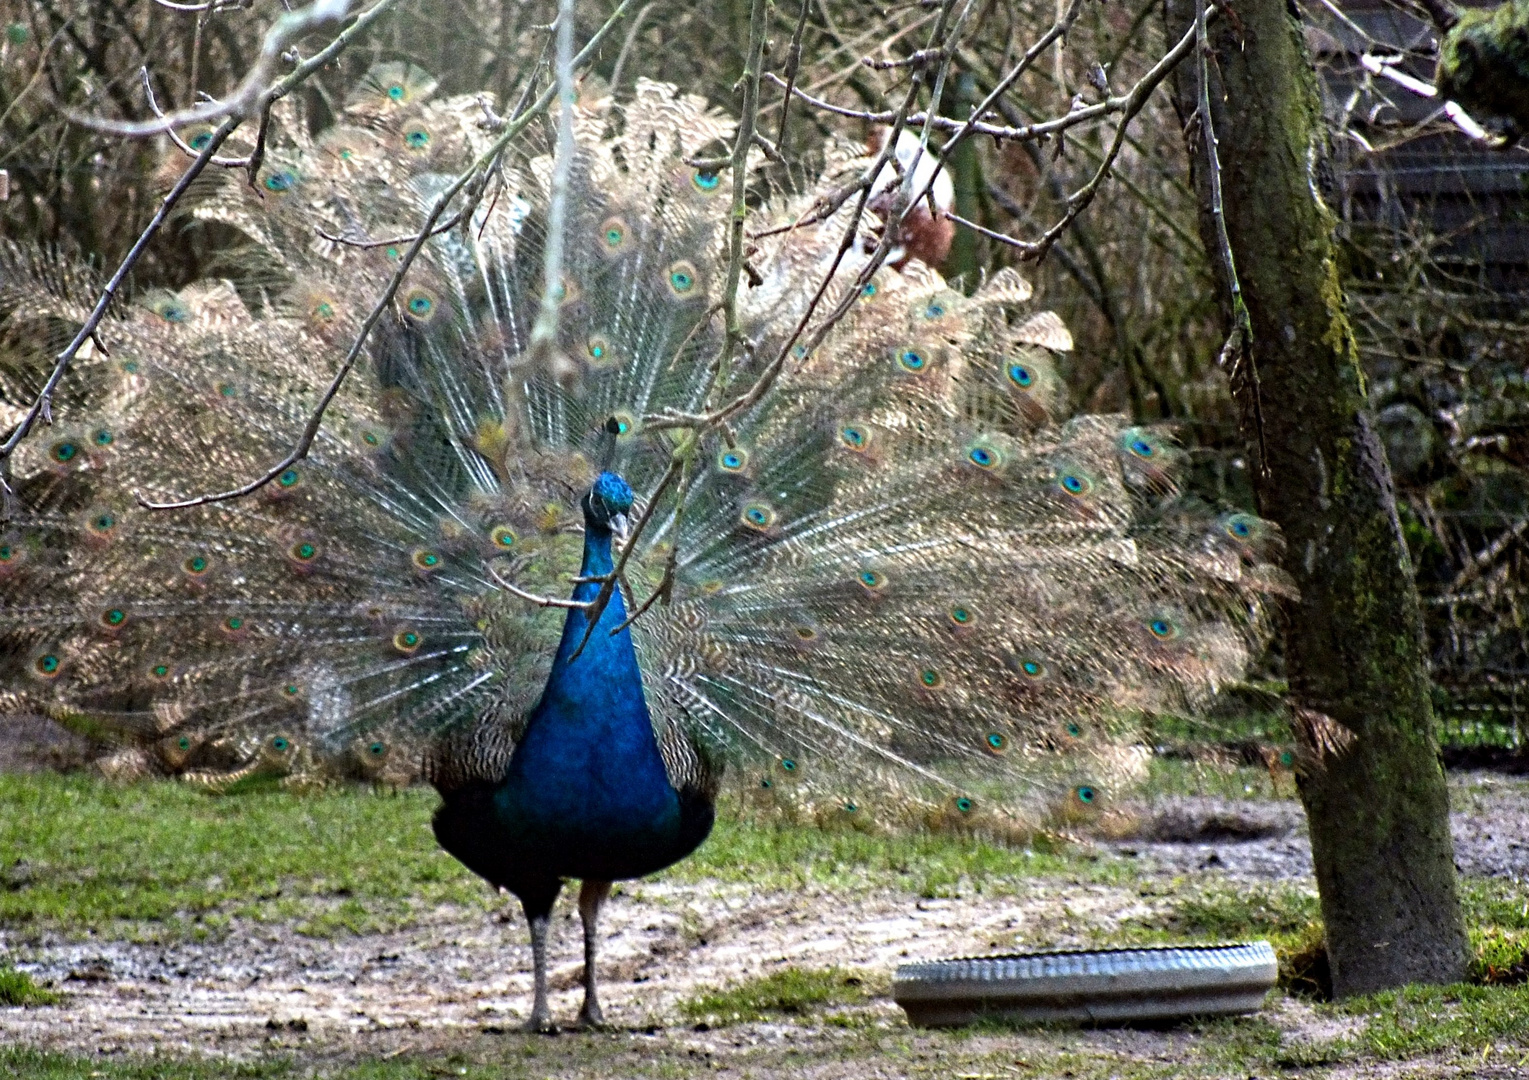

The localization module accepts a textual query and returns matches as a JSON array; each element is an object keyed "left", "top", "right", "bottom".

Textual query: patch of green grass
[
  {"left": 1338, "top": 982, "right": 1529, "bottom": 1059},
  {"left": 1138, "top": 756, "right": 1292, "bottom": 801},
  {"left": 0, "top": 1048, "right": 290, "bottom": 1079},
  {"left": 0, "top": 772, "right": 489, "bottom": 942},
  {"left": 0, "top": 774, "right": 1115, "bottom": 942},
  {"left": 0, "top": 968, "right": 60, "bottom": 1006},
  {"left": 680, "top": 966, "right": 868, "bottom": 1024},
  {"left": 1158, "top": 884, "right": 1321, "bottom": 939},
  {"left": 673, "top": 803, "right": 1118, "bottom": 897}
]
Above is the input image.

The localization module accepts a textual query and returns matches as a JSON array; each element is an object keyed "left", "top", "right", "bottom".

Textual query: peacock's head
[{"left": 584, "top": 471, "right": 635, "bottom": 534}]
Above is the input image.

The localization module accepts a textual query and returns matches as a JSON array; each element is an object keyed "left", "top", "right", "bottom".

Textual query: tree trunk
[{"left": 1162, "top": 0, "right": 1470, "bottom": 996}]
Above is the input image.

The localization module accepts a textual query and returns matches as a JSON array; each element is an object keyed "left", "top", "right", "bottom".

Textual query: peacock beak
[{"left": 610, "top": 512, "right": 631, "bottom": 544}]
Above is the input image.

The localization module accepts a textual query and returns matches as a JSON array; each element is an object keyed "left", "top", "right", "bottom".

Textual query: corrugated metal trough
[{"left": 893, "top": 941, "right": 1278, "bottom": 1027}]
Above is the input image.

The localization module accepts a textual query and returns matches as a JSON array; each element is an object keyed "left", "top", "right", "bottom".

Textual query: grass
[
  {"left": 0, "top": 773, "right": 1115, "bottom": 941},
  {"left": 0, "top": 773, "right": 486, "bottom": 941},
  {"left": 0, "top": 968, "right": 60, "bottom": 1006},
  {"left": 679, "top": 966, "right": 868, "bottom": 1024}
]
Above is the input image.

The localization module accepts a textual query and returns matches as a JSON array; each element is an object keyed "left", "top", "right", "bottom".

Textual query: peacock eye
[
  {"left": 50, "top": 441, "right": 79, "bottom": 464},
  {"left": 741, "top": 503, "right": 776, "bottom": 530},
  {"left": 388, "top": 84, "right": 404, "bottom": 100},
  {"left": 404, "top": 128, "right": 430, "bottom": 149},
  {"left": 35, "top": 654, "right": 60, "bottom": 676},
  {"left": 780, "top": 758, "right": 797, "bottom": 772},
  {"left": 405, "top": 292, "right": 435, "bottom": 317},
  {"left": 985, "top": 732, "right": 1007, "bottom": 753},
  {"left": 925, "top": 302, "right": 945, "bottom": 319},
  {"left": 1007, "top": 363, "right": 1034, "bottom": 388},
  {"left": 839, "top": 426, "right": 867, "bottom": 450},
  {"left": 93, "top": 428, "right": 114, "bottom": 447},
  {"left": 897, "top": 349, "right": 926, "bottom": 372},
  {"left": 189, "top": 132, "right": 212, "bottom": 150},
  {"left": 949, "top": 606, "right": 972, "bottom": 625},
  {"left": 955, "top": 796, "right": 973, "bottom": 813},
  {"left": 919, "top": 668, "right": 943, "bottom": 689},
  {"left": 1020, "top": 659, "right": 1045, "bottom": 678},
  {"left": 277, "top": 468, "right": 301, "bottom": 489},
  {"left": 858, "top": 569, "right": 885, "bottom": 590},
  {"left": 393, "top": 629, "right": 422, "bottom": 653},
  {"left": 178, "top": 736, "right": 191, "bottom": 750},
  {"left": 1074, "top": 785, "right": 1096, "bottom": 804},
  {"left": 413, "top": 549, "right": 441, "bottom": 569},
  {"left": 370, "top": 741, "right": 387, "bottom": 756},
  {"left": 290, "top": 542, "right": 318, "bottom": 562},
  {"left": 967, "top": 446, "right": 998, "bottom": 468},
  {"left": 692, "top": 170, "right": 721, "bottom": 192},
  {"left": 490, "top": 525, "right": 517, "bottom": 549},
  {"left": 1129, "top": 438, "right": 1154, "bottom": 457},
  {"left": 666, "top": 261, "right": 698, "bottom": 296},
  {"left": 718, "top": 449, "right": 747, "bottom": 472},
  {"left": 1059, "top": 473, "right": 1090, "bottom": 496},
  {"left": 1066, "top": 722, "right": 1081, "bottom": 737},
  {"left": 271, "top": 736, "right": 291, "bottom": 752},
  {"left": 1148, "top": 618, "right": 1176, "bottom": 639},
  {"left": 263, "top": 171, "right": 296, "bottom": 193},
  {"left": 860, "top": 282, "right": 877, "bottom": 299}
]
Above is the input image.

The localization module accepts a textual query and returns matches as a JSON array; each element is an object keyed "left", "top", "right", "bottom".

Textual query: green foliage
[
  {"left": 0, "top": 968, "right": 59, "bottom": 1007},
  {"left": 680, "top": 967, "right": 867, "bottom": 1024}
]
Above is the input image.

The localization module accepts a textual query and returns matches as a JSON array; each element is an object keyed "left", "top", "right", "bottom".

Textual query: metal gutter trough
[{"left": 893, "top": 941, "right": 1278, "bottom": 1027}]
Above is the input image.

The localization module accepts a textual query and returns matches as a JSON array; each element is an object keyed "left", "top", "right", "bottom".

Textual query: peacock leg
[
  {"left": 519, "top": 884, "right": 562, "bottom": 1035},
  {"left": 576, "top": 879, "right": 613, "bottom": 1029}
]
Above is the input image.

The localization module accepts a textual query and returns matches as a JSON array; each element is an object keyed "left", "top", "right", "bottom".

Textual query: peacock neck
[
  {"left": 500, "top": 513, "right": 674, "bottom": 811},
  {"left": 546, "top": 520, "right": 637, "bottom": 689}
]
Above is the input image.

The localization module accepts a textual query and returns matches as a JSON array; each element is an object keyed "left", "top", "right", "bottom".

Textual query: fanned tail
[{"left": 0, "top": 69, "right": 1292, "bottom": 835}]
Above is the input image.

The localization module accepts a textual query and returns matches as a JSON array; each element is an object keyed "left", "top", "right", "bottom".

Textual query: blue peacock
[{"left": 0, "top": 65, "right": 1292, "bottom": 1030}]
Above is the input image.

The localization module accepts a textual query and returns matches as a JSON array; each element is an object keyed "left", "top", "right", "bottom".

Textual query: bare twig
[
  {"left": 0, "top": 0, "right": 402, "bottom": 481},
  {"left": 65, "top": 0, "right": 369, "bottom": 137},
  {"left": 488, "top": 563, "right": 594, "bottom": 610},
  {"left": 142, "top": 67, "right": 249, "bottom": 167},
  {"left": 1195, "top": 0, "right": 1265, "bottom": 468},
  {"left": 943, "top": 6, "right": 1206, "bottom": 262},
  {"left": 0, "top": 116, "right": 241, "bottom": 482},
  {"left": 527, "top": 0, "right": 580, "bottom": 373},
  {"left": 774, "top": 0, "right": 813, "bottom": 154},
  {"left": 137, "top": 0, "right": 639, "bottom": 510}
]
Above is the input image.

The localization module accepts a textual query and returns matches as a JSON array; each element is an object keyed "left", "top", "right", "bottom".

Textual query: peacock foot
[
  {"left": 523, "top": 1012, "right": 560, "bottom": 1036},
  {"left": 575, "top": 1002, "right": 608, "bottom": 1031}
]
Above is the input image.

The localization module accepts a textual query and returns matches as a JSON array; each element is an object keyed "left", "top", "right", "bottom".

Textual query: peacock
[{"left": 0, "top": 66, "right": 1293, "bottom": 1031}]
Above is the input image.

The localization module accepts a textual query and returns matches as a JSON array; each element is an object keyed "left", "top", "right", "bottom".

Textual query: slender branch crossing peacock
[{"left": 0, "top": 66, "right": 1292, "bottom": 1030}]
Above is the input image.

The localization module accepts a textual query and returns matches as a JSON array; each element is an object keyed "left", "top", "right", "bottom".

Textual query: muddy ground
[{"left": 1, "top": 772, "right": 1526, "bottom": 1073}]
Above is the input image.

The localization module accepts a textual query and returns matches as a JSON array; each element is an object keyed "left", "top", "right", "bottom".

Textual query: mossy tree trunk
[{"left": 1162, "top": 0, "right": 1470, "bottom": 995}]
